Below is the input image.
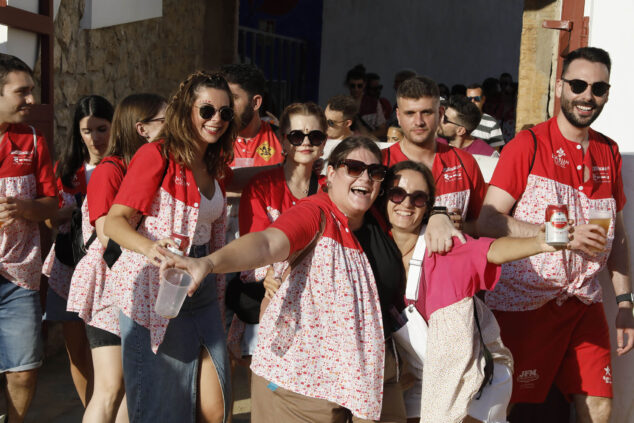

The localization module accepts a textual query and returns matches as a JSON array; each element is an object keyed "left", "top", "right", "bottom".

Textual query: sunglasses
[
  {"left": 327, "top": 119, "right": 346, "bottom": 127},
  {"left": 143, "top": 117, "right": 165, "bottom": 124},
  {"left": 467, "top": 96, "right": 482, "bottom": 102},
  {"left": 561, "top": 78, "right": 610, "bottom": 97},
  {"left": 287, "top": 130, "right": 327, "bottom": 146},
  {"left": 338, "top": 159, "right": 387, "bottom": 182},
  {"left": 443, "top": 114, "right": 462, "bottom": 127},
  {"left": 196, "top": 104, "right": 234, "bottom": 121},
  {"left": 387, "top": 186, "right": 429, "bottom": 208}
]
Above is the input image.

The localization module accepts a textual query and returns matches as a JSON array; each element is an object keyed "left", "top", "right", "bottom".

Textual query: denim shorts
[
  {"left": 120, "top": 246, "right": 230, "bottom": 423},
  {"left": 0, "top": 275, "right": 43, "bottom": 372},
  {"left": 43, "top": 286, "right": 82, "bottom": 322}
]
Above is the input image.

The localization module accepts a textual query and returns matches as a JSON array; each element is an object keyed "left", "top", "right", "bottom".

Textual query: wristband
[
  {"left": 430, "top": 206, "right": 450, "bottom": 218},
  {"left": 616, "top": 293, "right": 634, "bottom": 305}
]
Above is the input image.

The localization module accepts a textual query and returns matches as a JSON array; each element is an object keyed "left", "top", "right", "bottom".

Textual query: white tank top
[{"left": 192, "top": 180, "right": 223, "bottom": 246}]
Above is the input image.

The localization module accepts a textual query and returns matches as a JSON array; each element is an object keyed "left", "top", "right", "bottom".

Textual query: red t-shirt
[
  {"left": 230, "top": 121, "right": 284, "bottom": 168},
  {"left": 382, "top": 141, "right": 486, "bottom": 220},
  {"left": 87, "top": 156, "right": 126, "bottom": 226}
]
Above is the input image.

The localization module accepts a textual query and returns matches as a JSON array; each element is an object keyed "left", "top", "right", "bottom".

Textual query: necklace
[{"left": 401, "top": 238, "right": 417, "bottom": 257}]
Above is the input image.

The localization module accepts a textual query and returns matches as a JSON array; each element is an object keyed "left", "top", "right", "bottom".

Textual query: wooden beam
[{"left": 0, "top": 5, "right": 53, "bottom": 34}]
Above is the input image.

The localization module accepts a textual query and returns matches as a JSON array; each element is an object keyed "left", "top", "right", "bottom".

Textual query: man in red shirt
[
  {"left": 383, "top": 76, "right": 486, "bottom": 235},
  {"left": 478, "top": 47, "right": 634, "bottom": 422},
  {"left": 0, "top": 54, "right": 57, "bottom": 423},
  {"left": 220, "top": 64, "right": 283, "bottom": 169}
]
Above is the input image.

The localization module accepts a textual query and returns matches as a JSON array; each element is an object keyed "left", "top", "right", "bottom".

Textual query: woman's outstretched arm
[{"left": 486, "top": 225, "right": 561, "bottom": 265}]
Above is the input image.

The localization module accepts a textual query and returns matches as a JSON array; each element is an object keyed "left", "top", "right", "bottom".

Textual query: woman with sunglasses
[
  {"left": 103, "top": 72, "right": 237, "bottom": 422},
  {"left": 67, "top": 93, "right": 166, "bottom": 423},
  {"left": 383, "top": 161, "right": 560, "bottom": 423},
  {"left": 42, "top": 94, "right": 114, "bottom": 407},
  {"left": 161, "top": 136, "right": 414, "bottom": 422},
  {"left": 227, "top": 102, "right": 326, "bottom": 362}
]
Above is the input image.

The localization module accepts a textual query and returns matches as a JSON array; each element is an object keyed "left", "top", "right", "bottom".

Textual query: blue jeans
[
  {"left": 120, "top": 251, "right": 230, "bottom": 422},
  {"left": 0, "top": 276, "right": 43, "bottom": 372}
]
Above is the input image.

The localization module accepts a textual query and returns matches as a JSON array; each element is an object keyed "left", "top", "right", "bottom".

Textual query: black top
[{"left": 354, "top": 211, "right": 405, "bottom": 338}]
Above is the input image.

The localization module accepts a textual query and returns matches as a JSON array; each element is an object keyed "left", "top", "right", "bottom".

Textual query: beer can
[
  {"left": 169, "top": 231, "right": 190, "bottom": 255},
  {"left": 545, "top": 204, "right": 569, "bottom": 246}
]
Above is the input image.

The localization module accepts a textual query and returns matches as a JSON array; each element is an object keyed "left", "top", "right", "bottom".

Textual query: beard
[
  {"left": 239, "top": 103, "right": 255, "bottom": 130},
  {"left": 560, "top": 95, "right": 604, "bottom": 128}
]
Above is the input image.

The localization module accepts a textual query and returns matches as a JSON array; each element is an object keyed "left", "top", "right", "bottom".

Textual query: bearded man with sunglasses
[
  {"left": 383, "top": 76, "right": 486, "bottom": 236},
  {"left": 478, "top": 47, "right": 634, "bottom": 423}
]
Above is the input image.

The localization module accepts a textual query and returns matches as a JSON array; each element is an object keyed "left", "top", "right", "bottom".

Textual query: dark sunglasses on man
[
  {"left": 337, "top": 159, "right": 387, "bottom": 182},
  {"left": 196, "top": 104, "right": 235, "bottom": 121},
  {"left": 467, "top": 96, "right": 482, "bottom": 102},
  {"left": 561, "top": 78, "right": 610, "bottom": 97},
  {"left": 286, "top": 130, "right": 327, "bottom": 147}
]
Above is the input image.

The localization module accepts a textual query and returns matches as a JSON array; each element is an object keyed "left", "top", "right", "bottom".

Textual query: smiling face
[
  {"left": 79, "top": 115, "right": 111, "bottom": 164},
  {"left": 557, "top": 58, "right": 610, "bottom": 128},
  {"left": 386, "top": 169, "right": 430, "bottom": 234},
  {"left": 0, "top": 71, "right": 35, "bottom": 125},
  {"left": 326, "top": 147, "right": 382, "bottom": 228},
  {"left": 396, "top": 96, "right": 441, "bottom": 146},
  {"left": 283, "top": 114, "right": 325, "bottom": 165},
  {"left": 190, "top": 87, "right": 231, "bottom": 148}
]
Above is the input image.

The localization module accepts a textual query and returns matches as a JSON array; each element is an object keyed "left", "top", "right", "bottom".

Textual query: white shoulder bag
[{"left": 392, "top": 225, "right": 428, "bottom": 373}]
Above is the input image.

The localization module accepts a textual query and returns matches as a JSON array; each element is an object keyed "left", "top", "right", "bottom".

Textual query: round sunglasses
[
  {"left": 561, "top": 78, "right": 610, "bottom": 97},
  {"left": 196, "top": 104, "right": 234, "bottom": 121},
  {"left": 387, "top": 186, "right": 429, "bottom": 208},
  {"left": 286, "top": 130, "right": 327, "bottom": 146},
  {"left": 337, "top": 159, "right": 387, "bottom": 182}
]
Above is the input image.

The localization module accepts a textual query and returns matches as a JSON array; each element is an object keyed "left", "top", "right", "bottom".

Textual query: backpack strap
[
  {"left": 527, "top": 129, "right": 538, "bottom": 174},
  {"left": 473, "top": 297, "right": 494, "bottom": 399},
  {"left": 308, "top": 172, "right": 319, "bottom": 196},
  {"left": 450, "top": 146, "right": 474, "bottom": 189},
  {"left": 29, "top": 125, "right": 37, "bottom": 160}
]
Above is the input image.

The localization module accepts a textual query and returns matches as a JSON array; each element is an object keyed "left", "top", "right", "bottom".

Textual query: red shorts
[{"left": 493, "top": 298, "right": 612, "bottom": 403}]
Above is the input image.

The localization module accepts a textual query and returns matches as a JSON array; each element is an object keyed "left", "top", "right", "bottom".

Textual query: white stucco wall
[
  {"left": 318, "top": 0, "right": 524, "bottom": 105},
  {"left": 584, "top": 2, "right": 634, "bottom": 422}
]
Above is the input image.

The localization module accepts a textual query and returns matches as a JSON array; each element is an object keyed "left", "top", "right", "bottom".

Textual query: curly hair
[{"left": 162, "top": 71, "right": 237, "bottom": 179}]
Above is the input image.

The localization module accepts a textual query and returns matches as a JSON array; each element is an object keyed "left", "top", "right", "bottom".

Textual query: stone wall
[
  {"left": 515, "top": 0, "right": 561, "bottom": 131},
  {"left": 37, "top": 0, "right": 237, "bottom": 155}
]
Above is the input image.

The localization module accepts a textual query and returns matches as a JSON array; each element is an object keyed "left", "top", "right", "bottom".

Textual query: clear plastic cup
[
  {"left": 154, "top": 268, "right": 192, "bottom": 319},
  {"left": 588, "top": 209, "right": 612, "bottom": 252}
]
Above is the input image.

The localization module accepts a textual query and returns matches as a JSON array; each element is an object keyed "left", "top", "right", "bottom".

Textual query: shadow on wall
[{"left": 524, "top": 0, "right": 558, "bottom": 11}]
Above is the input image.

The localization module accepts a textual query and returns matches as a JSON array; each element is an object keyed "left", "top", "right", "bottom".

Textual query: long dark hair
[
  {"left": 56, "top": 95, "right": 114, "bottom": 188},
  {"left": 161, "top": 71, "right": 237, "bottom": 179},
  {"left": 106, "top": 93, "right": 166, "bottom": 164}
]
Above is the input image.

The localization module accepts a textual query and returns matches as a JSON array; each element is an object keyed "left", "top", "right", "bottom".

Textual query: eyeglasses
[
  {"left": 443, "top": 114, "right": 462, "bottom": 127},
  {"left": 337, "top": 159, "right": 387, "bottom": 182},
  {"left": 348, "top": 83, "right": 364, "bottom": 89},
  {"left": 143, "top": 117, "right": 165, "bottom": 124},
  {"left": 195, "top": 104, "right": 234, "bottom": 121},
  {"left": 466, "top": 96, "right": 482, "bottom": 102},
  {"left": 561, "top": 78, "right": 610, "bottom": 97},
  {"left": 387, "top": 186, "right": 429, "bottom": 208},
  {"left": 286, "top": 130, "right": 327, "bottom": 146},
  {"left": 327, "top": 119, "right": 347, "bottom": 127}
]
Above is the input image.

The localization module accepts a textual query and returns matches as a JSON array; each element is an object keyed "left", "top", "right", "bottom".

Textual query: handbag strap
[
  {"left": 405, "top": 224, "right": 427, "bottom": 301},
  {"left": 473, "top": 297, "right": 495, "bottom": 399}
]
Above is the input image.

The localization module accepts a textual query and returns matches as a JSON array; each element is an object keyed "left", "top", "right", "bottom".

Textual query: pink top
[
  {"left": 0, "top": 124, "right": 57, "bottom": 291},
  {"left": 486, "top": 118, "right": 625, "bottom": 311},
  {"left": 108, "top": 142, "right": 227, "bottom": 352},
  {"left": 250, "top": 192, "right": 385, "bottom": 420},
  {"left": 67, "top": 157, "right": 126, "bottom": 335}
]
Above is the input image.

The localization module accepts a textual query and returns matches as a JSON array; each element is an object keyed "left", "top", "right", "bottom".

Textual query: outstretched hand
[{"left": 159, "top": 247, "right": 214, "bottom": 296}]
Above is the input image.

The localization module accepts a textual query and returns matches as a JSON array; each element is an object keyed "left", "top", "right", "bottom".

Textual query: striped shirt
[{"left": 471, "top": 113, "right": 504, "bottom": 148}]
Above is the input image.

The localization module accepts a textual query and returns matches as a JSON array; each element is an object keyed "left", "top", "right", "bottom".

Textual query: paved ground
[{"left": 0, "top": 323, "right": 252, "bottom": 422}]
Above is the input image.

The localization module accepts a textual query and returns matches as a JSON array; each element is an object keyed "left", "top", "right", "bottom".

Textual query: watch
[
  {"left": 430, "top": 206, "right": 449, "bottom": 218},
  {"left": 616, "top": 293, "right": 634, "bottom": 305}
]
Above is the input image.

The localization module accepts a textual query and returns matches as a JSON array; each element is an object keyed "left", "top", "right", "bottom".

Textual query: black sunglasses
[
  {"left": 287, "top": 130, "right": 327, "bottom": 146},
  {"left": 443, "top": 114, "right": 462, "bottom": 127},
  {"left": 327, "top": 119, "right": 346, "bottom": 127},
  {"left": 562, "top": 78, "right": 610, "bottom": 97},
  {"left": 467, "top": 96, "right": 482, "bottom": 102},
  {"left": 387, "top": 186, "right": 429, "bottom": 208},
  {"left": 196, "top": 104, "right": 234, "bottom": 121},
  {"left": 338, "top": 159, "right": 387, "bottom": 182}
]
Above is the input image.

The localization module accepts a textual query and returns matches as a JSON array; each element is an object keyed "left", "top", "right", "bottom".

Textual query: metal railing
[{"left": 238, "top": 26, "right": 307, "bottom": 116}]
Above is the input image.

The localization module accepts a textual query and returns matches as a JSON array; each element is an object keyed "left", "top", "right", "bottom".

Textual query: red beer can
[
  {"left": 545, "top": 204, "right": 568, "bottom": 246},
  {"left": 168, "top": 231, "right": 190, "bottom": 256}
]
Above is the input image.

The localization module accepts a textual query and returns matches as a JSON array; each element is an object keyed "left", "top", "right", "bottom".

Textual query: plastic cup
[
  {"left": 588, "top": 209, "right": 611, "bottom": 252},
  {"left": 154, "top": 268, "right": 192, "bottom": 319}
]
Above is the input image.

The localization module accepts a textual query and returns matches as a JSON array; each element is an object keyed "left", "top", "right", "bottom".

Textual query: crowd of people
[{"left": 0, "top": 45, "right": 632, "bottom": 423}]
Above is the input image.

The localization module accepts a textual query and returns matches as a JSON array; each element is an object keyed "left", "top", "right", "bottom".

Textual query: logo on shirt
[
  {"left": 603, "top": 366, "right": 612, "bottom": 384},
  {"left": 11, "top": 150, "right": 34, "bottom": 166},
  {"left": 552, "top": 148, "right": 569, "bottom": 168},
  {"left": 256, "top": 141, "right": 275, "bottom": 162},
  {"left": 442, "top": 165, "right": 463, "bottom": 182},
  {"left": 517, "top": 369, "right": 540, "bottom": 384},
  {"left": 592, "top": 166, "right": 611, "bottom": 183},
  {"left": 175, "top": 169, "right": 189, "bottom": 187}
]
